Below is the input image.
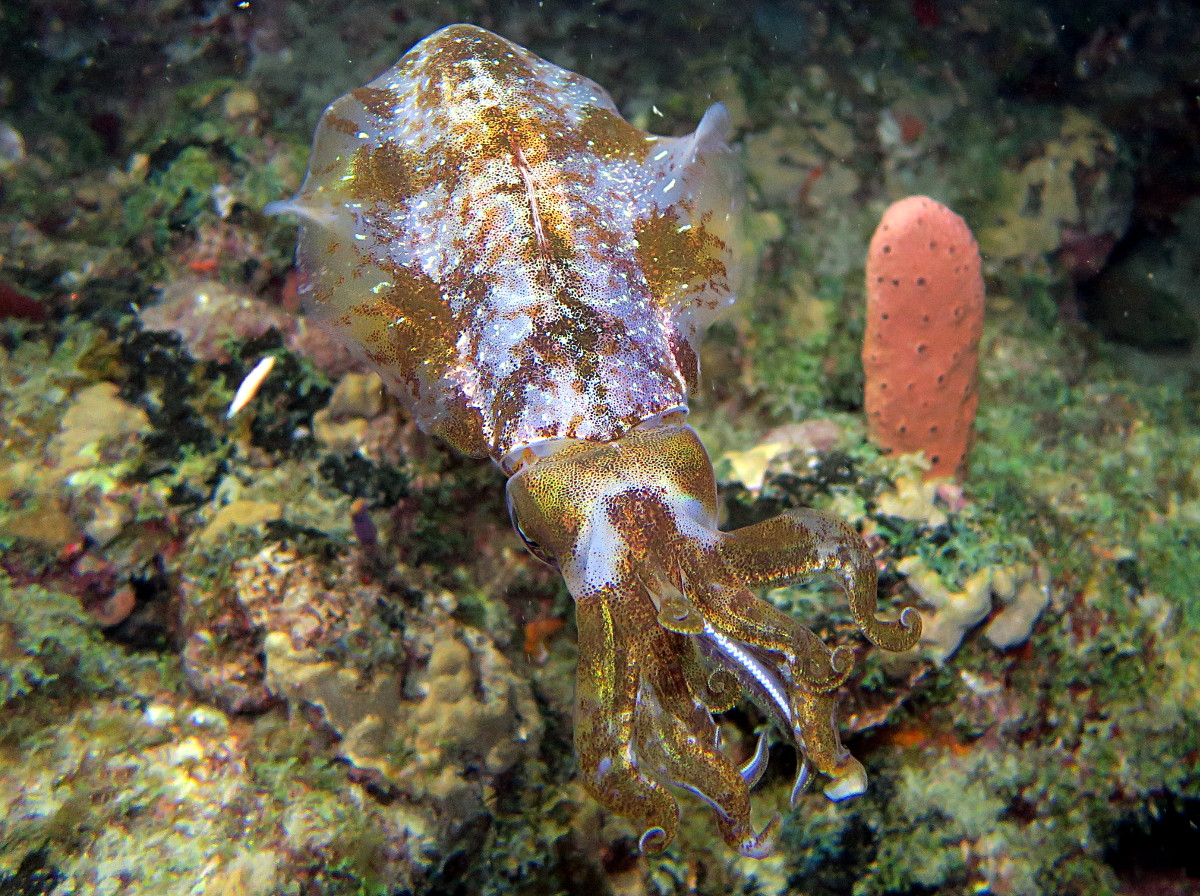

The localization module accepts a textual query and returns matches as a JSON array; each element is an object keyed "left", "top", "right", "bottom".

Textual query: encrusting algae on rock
[{"left": 267, "top": 23, "right": 919, "bottom": 856}]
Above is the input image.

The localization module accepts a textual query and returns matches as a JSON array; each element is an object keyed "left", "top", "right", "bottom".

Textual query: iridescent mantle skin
[{"left": 268, "top": 23, "right": 920, "bottom": 857}]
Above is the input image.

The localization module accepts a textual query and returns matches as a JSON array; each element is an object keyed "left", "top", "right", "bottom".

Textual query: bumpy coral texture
[
  {"left": 273, "top": 23, "right": 919, "bottom": 856},
  {"left": 863, "top": 196, "right": 985, "bottom": 478}
]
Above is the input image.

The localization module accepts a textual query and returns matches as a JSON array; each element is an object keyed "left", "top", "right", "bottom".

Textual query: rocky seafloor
[{"left": 0, "top": 1, "right": 1198, "bottom": 894}]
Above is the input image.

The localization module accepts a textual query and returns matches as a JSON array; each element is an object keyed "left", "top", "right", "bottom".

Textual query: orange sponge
[{"left": 862, "top": 196, "right": 984, "bottom": 478}]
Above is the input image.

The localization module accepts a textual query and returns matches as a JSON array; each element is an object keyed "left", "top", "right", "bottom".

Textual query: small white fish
[{"left": 226, "top": 355, "right": 276, "bottom": 419}]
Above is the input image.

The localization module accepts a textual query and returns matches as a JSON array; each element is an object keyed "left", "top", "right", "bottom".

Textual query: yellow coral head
[{"left": 506, "top": 423, "right": 920, "bottom": 857}]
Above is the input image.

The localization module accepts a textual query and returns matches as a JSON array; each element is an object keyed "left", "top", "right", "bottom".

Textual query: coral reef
[
  {"left": 0, "top": 0, "right": 1198, "bottom": 894},
  {"left": 184, "top": 542, "right": 544, "bottom": 809}
]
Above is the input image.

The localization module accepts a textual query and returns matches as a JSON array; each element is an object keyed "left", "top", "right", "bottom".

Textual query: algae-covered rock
[
  {"left": 984, "top": 564, "right": 1051, "bottom": 650},
  {"left": 411, "top": 627, "right": 541, "bottom": 779},
  {"left": 976, "top": 108, "right": 1132, "bottom": 271},
  {"left": 1084, "top": 251, "right": 1199, "bottom": 349},
  {"left": 49, "top": 381, "right": 150, "bottom": 475},
  {"left": 0, "top": 574, "right": 157, "bottom": 706},
  {"left": 180, "top": 544, "right": 543, "bottom": 823},
  {"left": 263, "top": 631, "right": 405, "bottom": 777},
  {"left": 196, "top": 499, "right": 284, "bottom": 545},
  {"left": 265, "top": 622, "right": 542, "bottom": 816}
]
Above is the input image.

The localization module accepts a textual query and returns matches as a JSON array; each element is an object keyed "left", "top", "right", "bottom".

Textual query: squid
[{"left": 268, "top": 23, "right": 919, "bottom": 856}]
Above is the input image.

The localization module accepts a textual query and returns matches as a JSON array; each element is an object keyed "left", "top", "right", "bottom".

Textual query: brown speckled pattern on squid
[{"left": 268, "top": 23, "right": 738, "bottom": 462}]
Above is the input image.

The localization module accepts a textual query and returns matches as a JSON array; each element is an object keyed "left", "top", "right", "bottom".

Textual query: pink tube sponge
[{"left": 862, "top": 196, "right": 984, "bottom": 478}]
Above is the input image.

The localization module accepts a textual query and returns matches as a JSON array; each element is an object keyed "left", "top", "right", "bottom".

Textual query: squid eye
[
  {"left": 516, "top": 526, "right": 557, "bottom": 568},
  {"left": 506, "top": 493, "right": 558, "bottom": 569}
]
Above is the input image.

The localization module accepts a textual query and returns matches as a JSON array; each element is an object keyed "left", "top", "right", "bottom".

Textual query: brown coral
[{"left": 179, "top": 544, "right": 542, "bottom": 815}]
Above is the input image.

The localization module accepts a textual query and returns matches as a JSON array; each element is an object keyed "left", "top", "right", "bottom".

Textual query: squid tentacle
[
  {"left": 645, "top": 534, "right": 851, "bottom": 693},
  {"left": 574, "top": 593, "right": 680, "bottom": 853},
  {"left": 634, "top": 655, "right": 778, "bottom": 857},
  {"left": 791, "top": 687, "right": 869, "bottom": 802},
  {"left": 718, "top": 508, "right": 922, "bottom": 652},
  {"left": 679, "top": 636, "right": 741, "bottom": 714},
  {"left": 690, "top": 578, "right": 852, "bottom": 693},
  {"left": 506, "top": 424, "right": 921, "bottom": 856}
]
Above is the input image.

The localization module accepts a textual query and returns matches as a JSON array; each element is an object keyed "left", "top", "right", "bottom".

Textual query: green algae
[{"left": 0, "top": 576, "right": 165, "bottom": 709}]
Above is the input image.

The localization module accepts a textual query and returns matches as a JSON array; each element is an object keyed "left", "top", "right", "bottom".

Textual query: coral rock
[
  {"left": 983, "top": 564, "right": 1051, "bottom": 650},
  {"left": 50, "top": 382, "right": 150, "bottom": 475},
  {"left": 863, "top": 196, "right": 985, "bottom": 478},
  {"left": 897, "top": 557, "right": 993, "bottom": 664}
]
